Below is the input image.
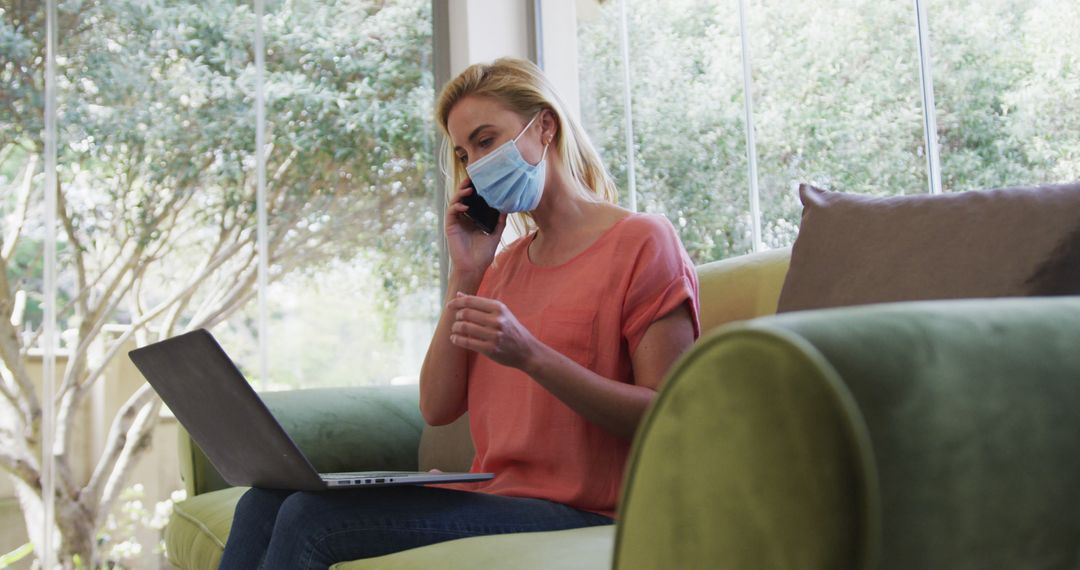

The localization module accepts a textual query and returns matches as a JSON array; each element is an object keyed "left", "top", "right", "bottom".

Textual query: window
[
  {"left": 577, "top": 0, "right": 754, "bottom": 262},
  {"left": 576, "top": 0, "right": 1077, "bottom": 254},
  {"left": 1, "top": 1, "right": 436, "bottom": 567},
  {"left": 215, "top": 0, "right": 439, "bottom": 389},
  {"left": 928, "top": 0, "right": 1080, "bottom": 191},
  {"left": 748, "top": 0, "right": 928, "bottom": 246}
]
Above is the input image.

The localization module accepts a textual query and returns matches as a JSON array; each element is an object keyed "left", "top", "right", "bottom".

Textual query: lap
[
  {"left": 279, "top": 486, "right": 608, "bottom": 534},
  {"left": 232, "top": 485, "right": 612, "bottom": 569}
]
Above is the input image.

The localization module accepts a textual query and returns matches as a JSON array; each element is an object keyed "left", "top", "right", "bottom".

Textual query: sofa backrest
[{"left": 696, "top": 247, "right": 791, "bottom": 332}]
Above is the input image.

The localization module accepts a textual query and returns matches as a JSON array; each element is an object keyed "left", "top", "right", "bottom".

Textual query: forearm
[
  {"left": 419, "top": 271, "right": 483, "bottom": 425},
  {"left": 523, "top": 343, "right": 656, "bottom": 441}
]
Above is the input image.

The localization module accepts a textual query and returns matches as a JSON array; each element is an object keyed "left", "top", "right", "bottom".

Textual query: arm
[
  {"left": 448, "top": 295, "right": 695, "bottom": 440},
  {"left": 419, "top": 180, "right": 507, "bottom": 426},
  {"left": 419, "top": 271, "right": 481, "bottom": 426}
]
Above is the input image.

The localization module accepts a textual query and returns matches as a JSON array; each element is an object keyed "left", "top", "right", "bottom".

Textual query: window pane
[
  {"left": 1, "top": 1, "right": 46, "bottom": 564},
  {"left": 218, "top": 0, "right": 438, "bottom": 389},
  {"left": 928, "top": 0, "right": 1080, "bottom": 191},
  {"left": 749, "top": 0, "right": 928, "bottom": 247},
  {"left": 70, "top": 2, "right": 259, "bottom": 567},
  {"left": 577, "top": 0, "right": 753, "bottom": 263}
]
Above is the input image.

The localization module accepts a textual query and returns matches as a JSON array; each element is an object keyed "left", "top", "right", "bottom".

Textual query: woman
[{"left": 219, "top": 57, "right": 700, "bottom": 570}]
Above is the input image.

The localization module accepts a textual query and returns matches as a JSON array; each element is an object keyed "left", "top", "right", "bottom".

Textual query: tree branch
[
  {"left": 0, "top": 193, "right": 38, "bottom": 432},
  {"left": 96, "top": 399, "right": 161, "bottom": 526},
  {"left": 82, "top": 383, "right": 157, "bottom": 513},
  {"left": 75, "top": 235, "right": 255, "bottom": 394},
  {"left": 157, "top": 197, "right": 229, "bottom": 338},
  {"left": 56, "top": 182, "right": 90, "bottom": 317},
  {"left": 17, "top": 243, "right": 133, "bottom": 356},
  {"left": 0, "top": 440, "right": 41, "bottom": 491},
  {"left": 266, "top": 148, "right": 299, "bottom": 203},
  {"left": 0, "top": 362, "right": 23, "bottom": 419},
  {"left": 1, "top": 154, "right": 37, "bottom": 262},
  {"left": 64, "top": 256, "right": 146, "bottom": 379},
  {"left": 0, "top": 315, "right": 40, "bottom": 441},
  {"left": 89, "top": 393, "right": 162, "bottom": 526},
  {"left": 189, "top": 255, "right": 259, "bottom": 330}
]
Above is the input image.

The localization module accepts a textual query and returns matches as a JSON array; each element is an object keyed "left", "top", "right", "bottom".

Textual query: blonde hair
[{"left": 435, "top": 58, "right": 618, "bottom": 234}]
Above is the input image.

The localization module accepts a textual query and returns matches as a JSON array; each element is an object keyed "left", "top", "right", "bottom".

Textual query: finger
[
  {"left": 452, "top": 187, "right": 475, "bottom": 202},
  {"left": 446, "top": 300, "right": 502, "bottom": 325},
  {"left": 452, "top": 293, "right": 504, "bottom": 314},
  {"left": 446, "top": 292, "right": 494, "bottom": 313},
  {"left": 453, "top": 307, "right": 502, "bottom": 330},
  {"left": 453, "top": 179, "right": 475, "bottom": 199},
  {"left": 449, "top": 180, "right": 476, "bottom": 207},
  {"left": 449, "top": 193, "right": 472, "bottom": 210},
  {"left": 451, "top": 320, "right": 498, "bottom": 341},
  {"left": 450, "top": 333, "right": 494, "bottom": 354}
]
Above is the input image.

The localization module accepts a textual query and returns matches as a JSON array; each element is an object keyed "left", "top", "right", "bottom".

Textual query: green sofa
[{"left": 164, "top": 246, "right": 1080, "bottom": 569}]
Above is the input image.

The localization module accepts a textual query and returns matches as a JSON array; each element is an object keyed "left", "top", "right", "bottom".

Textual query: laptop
[{"left": 128, "top": 328, "right": 493, "bottom": 491}]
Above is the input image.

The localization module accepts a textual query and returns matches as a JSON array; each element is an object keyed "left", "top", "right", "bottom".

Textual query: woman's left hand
[{"left": 447, "top": 292, "right": 538, "bottom": 371}]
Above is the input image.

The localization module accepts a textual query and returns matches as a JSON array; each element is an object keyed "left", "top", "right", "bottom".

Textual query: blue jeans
[{"left": 218, "top": 486, "right": 614, "bottom": 570}]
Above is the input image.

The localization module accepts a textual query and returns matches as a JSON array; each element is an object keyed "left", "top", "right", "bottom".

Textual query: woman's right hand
[{"left": 445, "top": 177, "right": 507, "bottom": 278}]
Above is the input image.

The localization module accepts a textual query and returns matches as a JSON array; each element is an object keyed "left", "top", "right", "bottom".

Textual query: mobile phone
[{"left": 460, "top": 190, "right": 500, "bottom": 234}]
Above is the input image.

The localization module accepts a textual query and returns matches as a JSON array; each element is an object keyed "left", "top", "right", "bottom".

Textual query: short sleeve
[{"left": 621, "top": 216, "right": 701, "bottom": 356}]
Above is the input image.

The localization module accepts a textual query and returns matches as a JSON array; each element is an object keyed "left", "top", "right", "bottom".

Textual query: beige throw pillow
[{"left": 776, "top": 181, "right": 1080, "bottom": 313}]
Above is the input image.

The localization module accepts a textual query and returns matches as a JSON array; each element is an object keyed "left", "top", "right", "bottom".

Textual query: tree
[
  {"left": 577, "top": 0, "right": 1079, "bottom": 258},
  {"left": 0, "top": 0, "right": 435, "bottom": 566}
]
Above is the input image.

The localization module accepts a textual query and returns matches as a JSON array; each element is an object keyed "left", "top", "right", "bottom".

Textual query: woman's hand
[
  {"left": 447, "top": 293, "right": 538, "bottom": 371},
  {"left": 445, "top": 178, "right": 507, "bottom": 278}
]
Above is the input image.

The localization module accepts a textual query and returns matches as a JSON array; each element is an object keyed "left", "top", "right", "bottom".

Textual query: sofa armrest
[
  {"left": 696, "top": 247, "right": 790, "bottom": 333},
  {"left": 616, "top": 296, "right": 1080, "bottom": 569},
  {"left": 178, "top": 385, "right": 424, "bottom": 496}
]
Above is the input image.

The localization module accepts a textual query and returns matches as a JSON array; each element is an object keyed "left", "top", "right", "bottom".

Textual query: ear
[{"left": 539, "top": 107, "right": 558, "bottom": 145}]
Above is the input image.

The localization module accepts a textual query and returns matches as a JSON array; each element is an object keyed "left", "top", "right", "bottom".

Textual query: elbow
[
  {"left": 420, "top": 398, "right": 463, "bottom": 427},
  {"left": 420, "top": 404, "right": 444, "bottom": 426}
]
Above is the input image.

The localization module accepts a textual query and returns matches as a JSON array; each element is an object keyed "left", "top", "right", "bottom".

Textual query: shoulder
[
  {"left": 613, "top": 212, "right": 683, "bottom": 251},
  {"left": 618, "top": 212, "right": 678, "bottom": 234}
]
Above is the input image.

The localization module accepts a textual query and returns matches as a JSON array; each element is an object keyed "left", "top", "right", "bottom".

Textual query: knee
[
  {"left": 272, "top": 491, "right": 330, "bottom": 534},
  {"left": 234, "top": 487, "right": 293, "bottom": 523}
]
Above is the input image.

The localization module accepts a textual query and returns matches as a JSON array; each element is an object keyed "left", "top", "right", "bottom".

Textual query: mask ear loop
[
  {"left": 523, "top": 112, "right": 550, "bottom": 164},
  {"left": 514, "top": 112, "right": 543, "bottom": 143}
]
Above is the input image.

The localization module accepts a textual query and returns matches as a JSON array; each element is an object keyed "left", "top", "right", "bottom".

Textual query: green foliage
[
  {"left": 578, "top": 0, "right": 1080, "bottom": 257},
  {"left": 580, "top": 0, "right": 756, "bottom": 263},
  {"left": 1, "top": 2, "right": 438, "bottom": 565},
  {"left": 1, "top": 0, "right": 438, "bottom": 334}
]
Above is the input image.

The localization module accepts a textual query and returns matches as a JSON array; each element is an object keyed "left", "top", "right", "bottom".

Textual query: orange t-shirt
[{"left": 438, "top": 213, "right": 700, "bottom": 518}]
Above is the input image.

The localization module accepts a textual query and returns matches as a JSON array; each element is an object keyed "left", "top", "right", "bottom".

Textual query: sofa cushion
[
  {"left": 777, "top": 181, "right": 1080, "bottom": 313},
  {"left": 166, "top": 487, "right": 612, "bottom": 570},
  {"left": 165, "top": 486, "right": 246, "bottom": 570},
  {"left": 330, "top": 525, "right": 614, "bottom": 570}
]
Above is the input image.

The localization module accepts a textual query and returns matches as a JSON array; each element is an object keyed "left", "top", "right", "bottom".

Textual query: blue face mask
[{"left": 466, "top": 113, "right": 548, "bottom": 213}]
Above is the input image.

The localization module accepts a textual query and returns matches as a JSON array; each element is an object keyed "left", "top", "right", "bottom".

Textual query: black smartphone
[{"left": 460, "top": 190, "right": 500, "bottom": 234}]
